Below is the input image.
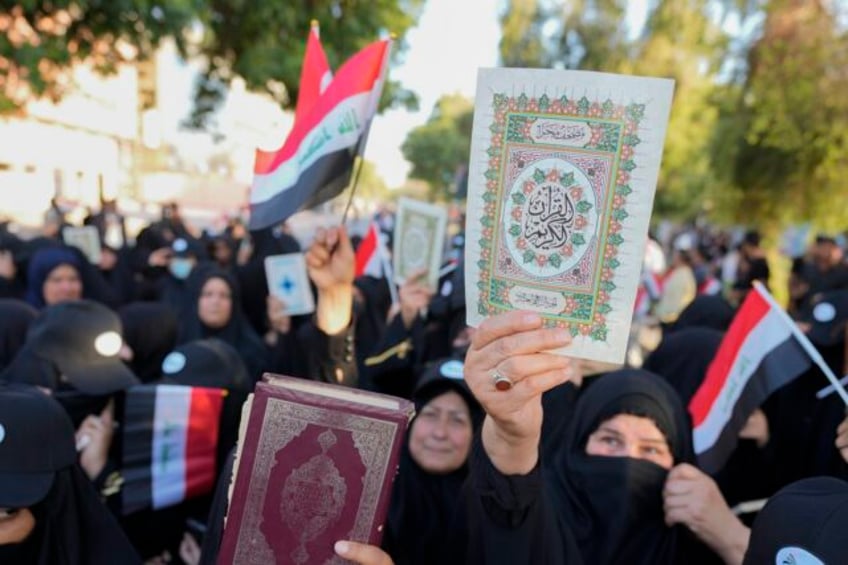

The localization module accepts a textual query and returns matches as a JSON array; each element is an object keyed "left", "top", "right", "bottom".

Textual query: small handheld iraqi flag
[
  {"left": 689, "top": 283, "right": 813, "bottom": 474},
  {"left": 355, "top": 222, "right": 383, "bottom": 278},
  {"left": 249, "top": 35, "right": 392, "bottom": 230},
  {"left": 121, "top": 384, "right": 225, "bottom": 515}
]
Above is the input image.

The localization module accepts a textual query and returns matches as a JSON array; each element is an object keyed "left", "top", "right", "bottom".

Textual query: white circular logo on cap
[
  {"left": 162, "top": 352, "right": 187, "bottom": 374},
  {"left": 439, "top": 360, "right": 464, "bottom": 380},
  {"left": 813, "top": 302, "right": 836, "bottom": 323},
  {"left": 0, "top": 423, "right": 5, "bottom": 444},
  {"left": 440, "top": 280, "right": 453, "bottom": 298},
  {"left": 94, "top": 331, "right": 123, "bottom": 357},
  {"left": 776, "top": 546, "right": 824, "bottom": 565}
]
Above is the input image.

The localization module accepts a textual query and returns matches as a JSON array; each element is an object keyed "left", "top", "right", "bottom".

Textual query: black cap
[
  {"left": 800, "top": 290, "right": 848, "bottom": 347},
  {"left": 414, "top": 358, "right": 482, "bottom": 427},
  {"left": 160, "top": 338, "right": 250, "bottom": 391},
  {"left": 743, "top": 477, "right": 848, "bottom": 564},
  {"left": 27, "top": 300, "right": 139, "bottom": 395},
  {"left": 0, "top": 383, "right": 77, "bottom": 507}
]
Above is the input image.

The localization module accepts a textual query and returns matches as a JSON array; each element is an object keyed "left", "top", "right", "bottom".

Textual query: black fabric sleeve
[
  {"left": 463, "top": 436, "right": 573, "bottom": 565},
  {"left": 299, "top": 317, "right": 358, "bottom": 387}
]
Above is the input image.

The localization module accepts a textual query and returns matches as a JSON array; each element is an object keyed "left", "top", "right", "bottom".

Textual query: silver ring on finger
[{"left": 491, "top": 368, "right": 514, "bottom": 392}]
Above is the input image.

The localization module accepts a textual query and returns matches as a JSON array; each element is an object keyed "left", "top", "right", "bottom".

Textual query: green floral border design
[{"left": 477, "top": 93, "right": 645, "bottom": 342}]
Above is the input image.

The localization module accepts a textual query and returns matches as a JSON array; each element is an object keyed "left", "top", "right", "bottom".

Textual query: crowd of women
[{"left": 0, "top": 202, "right": 846, "bottom": 564}]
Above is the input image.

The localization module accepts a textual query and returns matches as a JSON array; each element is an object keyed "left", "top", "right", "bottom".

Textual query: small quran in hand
[{"left": 218, "top": 374, "right": 415, "bottom": 564}]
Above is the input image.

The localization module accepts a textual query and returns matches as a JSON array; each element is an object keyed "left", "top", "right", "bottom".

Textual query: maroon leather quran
[{"left": 218, "top": 374, "right": 415, "bottom": 564}]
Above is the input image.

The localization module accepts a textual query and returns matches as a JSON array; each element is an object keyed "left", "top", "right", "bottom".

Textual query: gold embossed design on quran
[
  {"left": 232, "top": 399, "right": 400, "bottom": 564},
  {"left": 281, "top": 430, "right": 347, "bottom": 564}
]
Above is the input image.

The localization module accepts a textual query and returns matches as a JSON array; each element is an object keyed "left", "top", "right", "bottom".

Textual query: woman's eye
[{"left": 601, "top": 436, "right": 621, "bottom": 447}]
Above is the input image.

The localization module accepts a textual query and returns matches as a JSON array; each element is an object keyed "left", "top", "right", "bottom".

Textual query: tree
[
  {"left": 498, "top": 0, "right": 728, "bottom": 219},
  {"left": 499, "top": 0, "right": 632, "bottom": 70},
  {"left": 0, "top": 1, "right": 200, "bottom": 112},
  {"left": 709, "top": 0, "right": 848, "bottom": 232},
  {"left": 0, "top": 1, "right": 423, "bottom": 122},
  {"left": 401, "top": 94, "right": 473, "bottom": 201},
  {"left": 188, "top": 0, "right": 423, "bottom": 128}
]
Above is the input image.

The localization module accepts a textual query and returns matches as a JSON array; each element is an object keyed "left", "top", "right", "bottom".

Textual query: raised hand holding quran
[
  {"left": 465, "top": 68, "right": 675, "bottom": 364},
  {"left": 218, "top": 375, "right": 414, "bottom": 565}
]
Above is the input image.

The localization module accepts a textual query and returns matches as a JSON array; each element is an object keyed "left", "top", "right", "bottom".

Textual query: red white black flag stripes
[
  {"left": 121, "top": 384, "right": 225, "bottom": 515},
  {"left": 688, "top": 285, "right": 811, "bottom": 473},
  {"left": 249, "top": 35, "right": 392, "bottom": 230}
]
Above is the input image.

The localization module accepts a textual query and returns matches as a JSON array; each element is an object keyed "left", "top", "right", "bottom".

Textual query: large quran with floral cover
[
  {"left": 218, "top": 375, "right": 414, "bottom": 564},
  {"left": 465, "top": 68, "right": 675, "bottom": 363}
]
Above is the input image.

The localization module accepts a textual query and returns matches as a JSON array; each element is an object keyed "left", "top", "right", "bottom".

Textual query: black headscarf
[
  {"left": 669, "top": 295, "right": 735, "bottom": 334},
  {"left": 382, "top": 371, "right": 482, "bottom": 565},
  {"left": 179, "top": 267, "right": 269, "bottom": 381},
  {"left": 0, "top": 298, "right": 37, "bottom": 371},
  {"left": 118, "top": 301, "right": 179, "bottom": 383},
  {"left": 353, "top": 275, "right": 393, "bottom": 360},
  {"left": 546, "top": 369, "right": 695, "bottom": 565},
  {"left": 0, "top": 466, "right": 142, "bottom": 565},
  {"left": 24, "top": 246, "right": 82, "bottom": 308},
  {"left": 237, "top": 227, "right": 301, "bottom": 336},
  {"left": 643, "top": 328, "right": 725, "bottom": 407},
  {"left": 0, "top": 384, "right": 140, "bottom": 565},
  {"left": 643, "top": 329, "right": 777, "bottom": 508},
  {"left": 743, "top": 477, "right": 848, "bottom": 564}
]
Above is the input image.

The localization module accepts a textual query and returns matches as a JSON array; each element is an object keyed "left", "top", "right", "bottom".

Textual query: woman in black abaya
[
  {"left": 179, "top": 267, "right": 270, "bottom": 382},
  {"left": 463, "top": 311, "right": 749, "bottom": 565},
  {"left": 0, "top": 383, "right": 140, "bottom": 564},
  {"left": 0, "top": 299, "right": 37, "bottom": 372},
  {"left": 644, "top": 328, "right": 778, "bottom": 512},
  {"left": 381, "top": 362, "right": 483, "bottom": 565},
  {"left": 118, "top": 301, "right": 179, "bottom": 383}
]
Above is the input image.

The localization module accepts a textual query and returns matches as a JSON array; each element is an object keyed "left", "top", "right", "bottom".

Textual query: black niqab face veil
[{"left": 546, "top": 369, "right": 694, "bottom": 565}]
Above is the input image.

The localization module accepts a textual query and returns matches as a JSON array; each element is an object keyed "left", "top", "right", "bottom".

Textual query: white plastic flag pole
[
  {"left": 817, "top": 375, "right": 848, "bottom": 399},
  {"left": 753, "top": 281, "right": 848, "bottom": 406}
]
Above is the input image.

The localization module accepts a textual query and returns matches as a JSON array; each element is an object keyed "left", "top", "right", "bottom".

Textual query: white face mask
[{"left": 169, "top": 258, "right": 194, "bottom": 280}]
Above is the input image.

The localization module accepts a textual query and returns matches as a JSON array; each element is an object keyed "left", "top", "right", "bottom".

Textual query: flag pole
[
  {"left": 339, "top": 33, "right": 394, "bottom": 227},
  {"left": 753, "top": 281, "right": 848, "bottom": 406},
  {"left": 340, "top": 156, "right": 365, "bottom": 226}
]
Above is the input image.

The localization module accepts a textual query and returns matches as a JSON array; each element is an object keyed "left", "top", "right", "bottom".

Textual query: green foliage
[
  {"left": 401, "top": 93, "right": 474, "bottom": 201},
  {"left": 708, "top": 0, "right": 848, "bottom": 231},
  {"left": 190, "top": 0, "right": 423, "bottom": 126},
  {"left": 498, "top": 0, "right": 848, "bottom": 232},
  {"left": 0, "top": 0, "right": 422, "bottom": 124},
  {"left": 0, "top": 1, "right": 200, "bottom": 107}
]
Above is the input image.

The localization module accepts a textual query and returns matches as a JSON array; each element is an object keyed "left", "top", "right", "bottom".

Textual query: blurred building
[{"left": 0, "top": 38, "right": 292, "bottom": 234}]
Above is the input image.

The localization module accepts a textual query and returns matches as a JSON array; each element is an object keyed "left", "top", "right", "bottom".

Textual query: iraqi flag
[
  {"left": 294, "top": 21, "right": 332, "bottom": 124},
  {"left": 689, "top": 284, "right": 811, "bottom": 473},
  {"left": 249, "top": 38, "right": 392, "bottom": 230},
  {"left": 355, "top": 221, "right": 384, "bottom": 278},
  {"left": 121, "top": 384, "right": 225, "bottom": 515}
]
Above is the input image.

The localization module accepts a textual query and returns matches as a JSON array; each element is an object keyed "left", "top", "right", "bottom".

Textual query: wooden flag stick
[
  {"left": 340, "top": 155, "right": 365, "bottom": 226},
  {"left": 753, "top": 281, "right": 848, "bottom": 406}
]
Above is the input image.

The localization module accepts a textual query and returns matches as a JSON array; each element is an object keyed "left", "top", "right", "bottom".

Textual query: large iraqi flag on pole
[
  {"left": 121, "top": 384, "right": 225, "bottom": 514},
  {"left": 688, "top": 283, "right": 815, "bottom": 473},
  {"left": 248, "top": 37, "right": 392, "bottom": 230}
]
